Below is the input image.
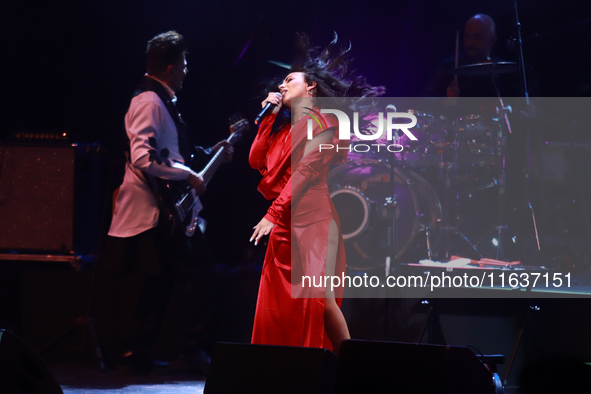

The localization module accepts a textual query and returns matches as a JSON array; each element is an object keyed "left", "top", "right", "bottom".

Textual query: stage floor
[
  {"left": 54, "top": 364, "right": 206, "bottom": 393},
  {"left": 51, "top": 363, "right": 523, "bottom": 394}
]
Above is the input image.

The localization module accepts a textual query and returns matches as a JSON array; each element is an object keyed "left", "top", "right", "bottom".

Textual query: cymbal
[{"left": 453, "top": 62, "right": 517, "bottom": 76}]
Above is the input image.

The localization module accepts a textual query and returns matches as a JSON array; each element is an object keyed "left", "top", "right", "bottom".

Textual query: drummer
[
  {"left": 424, "top": 13, "right": 538, "bottom": 254},
  {"left": 425, "top": 14, "right": 521, "bottom": 99}
]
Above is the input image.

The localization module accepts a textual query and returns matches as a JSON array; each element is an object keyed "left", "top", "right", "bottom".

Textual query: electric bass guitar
[{"left": 151, "top": 115, "right": 249, "bottom": 238}]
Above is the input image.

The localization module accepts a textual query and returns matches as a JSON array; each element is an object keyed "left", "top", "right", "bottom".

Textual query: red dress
[{"left": 249, "top": 111, "right": 347, "bottom": 350}]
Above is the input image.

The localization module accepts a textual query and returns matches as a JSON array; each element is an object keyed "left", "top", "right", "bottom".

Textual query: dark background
[
  {"left": 4, "top": 0, "right": 590, "bottom": 262},
  {"left": 2, "top": 0, "right": 591, "bottom": 389}
]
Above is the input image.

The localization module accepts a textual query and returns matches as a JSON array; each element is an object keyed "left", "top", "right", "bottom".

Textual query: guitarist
[{"left": 104, "top": 31, "right": 232, "bottom": 374}]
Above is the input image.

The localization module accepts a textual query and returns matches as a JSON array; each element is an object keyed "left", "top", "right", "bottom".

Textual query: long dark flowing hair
[
  {"left": 294, "top": 33, "right": 384, "bottom": 105},
  {"left": 271, "top": 33, "right": 385, "bottom": 135}
]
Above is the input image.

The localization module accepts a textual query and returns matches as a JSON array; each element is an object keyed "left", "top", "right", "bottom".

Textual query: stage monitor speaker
[
  {"left": 204, "top": 342, "right": 337, "bottom": 394},
  {"left": 0, "top": 143, "right": 103, "bottom": 254},
  {"left": 0, "top": 329, "right": 63, "bottom": 393},
  {"left": 335, "top": 340, "right": 495, "bottom": 394}
]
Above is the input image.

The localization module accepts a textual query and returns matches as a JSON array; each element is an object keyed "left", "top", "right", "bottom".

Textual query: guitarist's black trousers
[{"left": 101, "top": 215, "right": 215, "bottom": 357}]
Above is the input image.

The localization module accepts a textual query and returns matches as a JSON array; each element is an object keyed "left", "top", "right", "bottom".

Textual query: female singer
[{"left": 249, "top": 35, "right": 384, "bottom": 353}]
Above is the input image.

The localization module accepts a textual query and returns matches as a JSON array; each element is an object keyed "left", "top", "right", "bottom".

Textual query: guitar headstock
[{"left": 229, "top": 113, "right": 250, "bottom": 136}]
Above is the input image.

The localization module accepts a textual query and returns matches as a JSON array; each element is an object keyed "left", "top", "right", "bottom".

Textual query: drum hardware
[
  {"left": 328, "top": 159, "right": 442, "bottom": 271},
  {"left": 449, "top": 22, "right": 530, "bottom": 263},
  {"left": 418, "top": 222, "right": 435, "bottom": 261},
  {"left": 432, "top": 145, "right": 496, "bottom": 261},
  {"left": 351, "top": 109, "right": 454, "bottom": 170},
  {"left": 452, "top": 65, "right": 516, "bottom": 261},
  {"left": 495, "top": 103, "right": 513, "bottom": 135},
  {"left": 384, "top": 196, "right": 396, "bottom": 206},
  {"left": 476, "top": 225, "right": 520, "bottom": 262},
  {"left": 397, "top": 143, "right": 442, "bottom": 168},
  {"left": 453, "top": 61, "right": 517, "bottom": 77},
  {"left": 504, "top": 5, "right": 537, "bottom": 364},
  {"left": 529, "top": 202, "right": 541, "bottom": 252},
  {"left": 486, "top": 90, "right": 517, "bottom": 261},
  {"left": 454, "top": 113, "right": 504, "bottom": 168},
  {"left": 338, "top": 99, "right": 533, "bottom": 265},
  {"left": 437, "top": 225, "right": 484, "bottom": 261},
  {"left": 386, "top": 155, "right": 399, "bottom": 277},
  {"left": 330, "top": 186, "right": 376, "bottom": 240}
]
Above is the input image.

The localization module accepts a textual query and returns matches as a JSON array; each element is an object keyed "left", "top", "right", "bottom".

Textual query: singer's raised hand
[{"left": 262, "top": 92, "right": 283, "bottom": 114}]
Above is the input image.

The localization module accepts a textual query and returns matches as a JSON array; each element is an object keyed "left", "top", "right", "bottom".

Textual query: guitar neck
[{"left": 199, "top": 132, "right": 240, "bottom": 186}]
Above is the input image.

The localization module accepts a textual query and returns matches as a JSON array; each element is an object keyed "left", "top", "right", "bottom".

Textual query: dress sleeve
[
  {"left": 264, "top": 174, "right": 290, "bottom": 224},
  {"left": 263, "top": 127, "right": 339, "bottom": 225},
  {"left": 249, "top": 113, "right": 277, "bottom": 176},
  {"left": 290, "top": 128, "right": 339, "bottom": 201},
  {"left": 128, "top": 100, "right": 195, "bottom": 180}
]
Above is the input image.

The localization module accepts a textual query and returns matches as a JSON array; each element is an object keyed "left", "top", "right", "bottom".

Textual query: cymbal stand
[
  {"left": 436, "top": 134, "right": 483, "bottom": 262},
  {"left": 397, "top": 131, "right": 437, "bottom": 260},
  {"left": 422, "top": 223, "right": 433, "bottom": 261},
  {"left": 515, "top": 0, "right": 543, "bottom": 259},
  {"left": 385, "top": 147, "right": 399, "bottom": 277},
  {"left": 514, "top": 0, "right": 530, "bottom": 106},
  {"left": 485, "top": 75, "right": 519, "bottom": 261},
  {"left": 384, "top": 144, "right": 400, "bottom": 341}
]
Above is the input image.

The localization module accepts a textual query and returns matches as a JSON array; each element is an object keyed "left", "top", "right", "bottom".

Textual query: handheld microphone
[
  {"left": 254, "top": 93, "right": 283, "bottom": 125},
  {"left": 254, "top": 102, "right": 277, "bottom": 125}
]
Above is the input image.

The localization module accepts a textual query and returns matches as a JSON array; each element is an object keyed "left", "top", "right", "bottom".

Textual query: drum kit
[{"left": 327, "top": 63, "right": 522, "bottom": 272}]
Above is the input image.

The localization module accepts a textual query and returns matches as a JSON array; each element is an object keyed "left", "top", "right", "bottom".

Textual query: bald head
[
  {"left": 464, "top": 14, "right": 497, "bottom": 63},
  {"left": 466, "top": 14, "right": 496, "bottom": 35}
]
